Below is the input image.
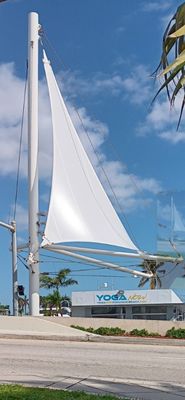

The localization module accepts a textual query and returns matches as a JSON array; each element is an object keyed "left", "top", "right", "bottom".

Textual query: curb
[
  {"left": 0, "top": 333, "right": 185, "bottom": 346},
  {"left": 89, "top": 335, "right": 185, "bottom": 346}
]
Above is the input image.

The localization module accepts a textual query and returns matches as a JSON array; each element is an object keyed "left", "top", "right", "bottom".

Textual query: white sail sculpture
[
  {"left": 42, "top": 51, "right": 137, "bottom": 252},
  {"left": 41, "top": 51, "right": 182, "bottom": 273},
  {"left": 26, "top": 13, "right": 183, "bottom": 316}
]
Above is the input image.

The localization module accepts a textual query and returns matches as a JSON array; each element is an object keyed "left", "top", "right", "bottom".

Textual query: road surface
[{"left": 0, "top": 338, "right": 185, "bottom": 399}]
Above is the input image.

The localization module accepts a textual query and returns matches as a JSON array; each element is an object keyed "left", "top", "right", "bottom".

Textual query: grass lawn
[{"left": 0, "top": 385, "right": 132, "bottom": 400}]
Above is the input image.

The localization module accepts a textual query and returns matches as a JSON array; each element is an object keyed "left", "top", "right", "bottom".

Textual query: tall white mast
[{"left": 28, "top": 12, "right": 40, "bottom": 316}]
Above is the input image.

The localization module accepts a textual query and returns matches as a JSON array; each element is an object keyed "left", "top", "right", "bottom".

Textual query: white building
[{"left": 72, "top": 289, "right": 185, "bottom": 320}]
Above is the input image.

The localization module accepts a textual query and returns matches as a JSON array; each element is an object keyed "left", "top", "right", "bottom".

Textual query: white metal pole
[
  {"left": 47, "top": 247, "right": 153, "bottom": 278},
  {"left": 0, "top": 220, "right": 18, "bottom": 315},
  {"left": 11, "top": 221, "right": 18, "bottom": 316},
  {"left": 28, "top": 12, "right": 40, "bottom": 316},
  {"left": 44, "top": 244, "right": 183, "bottom": 263}
]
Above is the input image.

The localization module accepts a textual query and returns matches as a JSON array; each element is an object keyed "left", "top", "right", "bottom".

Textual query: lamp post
[{"left": 0, "top": 220, "right": 18, "bottom": 316}]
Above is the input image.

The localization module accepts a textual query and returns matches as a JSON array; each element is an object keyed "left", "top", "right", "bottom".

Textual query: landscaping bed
[{"left": 71, "top": 325, "right": 185, "bottom": 339}]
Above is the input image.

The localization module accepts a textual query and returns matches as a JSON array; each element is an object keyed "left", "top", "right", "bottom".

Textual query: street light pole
[
  {"left": 11, "top": 221, "right": 18, "bottom": 316},
  {"left": 0, "top": 220, "right": 18, "bottom": 316}
]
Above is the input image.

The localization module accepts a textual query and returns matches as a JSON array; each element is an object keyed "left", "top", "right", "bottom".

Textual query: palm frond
[
  {"left": 156, "top": 275, "right": 162, "bottom": 288},
  {"left": 171, "top": 71, "right": 185, "bottom": 105},
  {"left": 138, "top": 277, "right": 149, "bottom": 288},
  {"left": 170, "top": 25, "right": 185, "bottom": 38},
  {"left": 138, "top": 259, "right": 165, "bottom": 289},
  {"left": 152, "top": 2, "right": 185, "bottom": 129},
  {"left": 177, "top": 91, "right": 185, "bottom": 129},
  {"left": 160, "top": 50, "right": 185, "bottom": 76}
]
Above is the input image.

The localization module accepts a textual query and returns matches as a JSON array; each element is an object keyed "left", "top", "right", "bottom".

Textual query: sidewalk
[{"left": 1, "top": 376, "right": 185, "bottom": 400}]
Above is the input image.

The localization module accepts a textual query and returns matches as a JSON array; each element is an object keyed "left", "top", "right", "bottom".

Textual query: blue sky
[{"left": 0, "top": 0, "right": 184, "bottom": 307}]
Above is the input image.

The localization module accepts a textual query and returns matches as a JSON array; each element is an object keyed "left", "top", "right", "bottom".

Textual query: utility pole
[
  {"left": 0, "top": 220, "right": 18, "bottom": 316},
  {"left": 28, "top": 12, "right": 40, "bottom": 316}
]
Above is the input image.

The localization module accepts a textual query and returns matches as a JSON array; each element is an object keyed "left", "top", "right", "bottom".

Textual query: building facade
[{"left": 72, "top": 289, "right": 185, "bottom": 320}]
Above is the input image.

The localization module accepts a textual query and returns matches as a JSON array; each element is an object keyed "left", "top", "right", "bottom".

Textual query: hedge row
[{"left": 71, "top": 325, "right": 185, "bottom": 338}]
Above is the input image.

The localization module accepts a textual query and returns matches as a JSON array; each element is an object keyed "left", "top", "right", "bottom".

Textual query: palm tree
[
  {"left": 153, "top": 2, "right": 185, "bottom": 129},
  {"left": 40, "top": 293, "right": 72, "bottom": 315},
  {"left": 40, "top": 295, "right": 50, "bottom": 310},
  {"left": 138, "top": 260, "right": 166, "bottom": 290},
  {"left": 40, "top": 268, "right": 77, "bottom": 313},
  {"left": 40, "top": 268, "right": 78, "bottom": 294},
  {"left": 46, "top": 291, "right": 63, "bottom": 313}
]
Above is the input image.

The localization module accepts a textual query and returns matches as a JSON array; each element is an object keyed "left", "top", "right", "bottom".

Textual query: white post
[
  {"left": 0, "top": 220, "right": 18, "bottom": 315},
  {"left": 11, "top": 221, "right": 18, "bottom": 316},
  {"left": 28, "top": 12, "right": 40, "bottom": 316}
]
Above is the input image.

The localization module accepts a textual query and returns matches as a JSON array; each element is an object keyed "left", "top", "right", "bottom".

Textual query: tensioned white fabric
[{"left": 41, "top": 50, "right": 138, "bottom": 251}]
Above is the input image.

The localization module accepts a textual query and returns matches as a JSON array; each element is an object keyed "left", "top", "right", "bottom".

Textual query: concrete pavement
[{"left": 0, "top": 339, "right": 185, "bottom": 400}]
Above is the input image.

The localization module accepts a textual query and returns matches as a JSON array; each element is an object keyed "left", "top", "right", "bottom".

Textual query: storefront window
[
  {"left": 146, "top": 314, "right": 166, "bottom": 320},
  {"left": 92, "top": 307, "right": 117, "bottom": 315},
  {"left": 91, "top": 306, "right": 124, "bottom": 318},
  {"left": 132, "top": 305, "right": 167, "bottom": 320},
  {"left": 132, "top": 306, "right": 142, "bottom": 314},
  {"left": 145, "top": 305, "right": 167, "bottom": 314}
]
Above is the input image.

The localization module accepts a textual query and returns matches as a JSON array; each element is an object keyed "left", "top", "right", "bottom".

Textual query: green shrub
[
  {"left": 71, "top": 325, "right": 185, "bottom": 339},
  {"left": 86, "top": 327, "right": 95, "bottom": 333},
  {"left": 166, "top": 327, "right": 185, "bottom": 339},
  {"left": 71, "top": 325, "right": 95, "bottom": 333},
  {"left": 71, "top": 325, "right": 125, "bottom": 335},
  {"left": 71, "top": 325, "right": 87, "bottom": 332},
  {"left": 130, "top": 328, "right": 149, "bottom": 337},
  {"left": 148, "top": 332, "right": 161, "bottom": 337},
  {"left": 93, "top": 326, "right": 125, "bottom": 336}
]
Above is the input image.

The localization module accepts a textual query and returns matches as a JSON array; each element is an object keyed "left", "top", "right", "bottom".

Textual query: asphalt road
[{"left": 0, "top": 338, "right": 185, "bottom": 400}]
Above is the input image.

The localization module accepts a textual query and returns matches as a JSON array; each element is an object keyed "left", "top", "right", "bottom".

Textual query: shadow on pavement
[{"left": 1, "top": 376, "right": 185, "bottom": 400}]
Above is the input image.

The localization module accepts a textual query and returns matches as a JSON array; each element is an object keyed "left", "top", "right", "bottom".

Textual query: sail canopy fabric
[{"left": 41, "top": 50, "right": 138, "bottom": 252}]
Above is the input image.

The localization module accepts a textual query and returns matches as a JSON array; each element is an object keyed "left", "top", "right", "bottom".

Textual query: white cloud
[
  {"left": 160, "top": 12, "right": 174, "bottom": 30},
  {"left": 69, "top": 106, "right": 108, "bottom": 151},
  {"left": 0, "top": 61, "right": 161, "bottom": 219},
  {"left": 138, "top": 89, "right": 185, "bottom": 143},
  {"left": 158, "top": 203, "right": 171, "bottom": 222},
  {"left": 59, "top": 64, "right": 151, "bottom": 106},
  {"left": 97, "top": 160, "right": 161, "bottom": 213},
  {"left": 159, "top": 130, "right": 185, "bottom": 144},
  {"left": 142, "top": 1, "right": 172, "bottom": 12},
  {"left": 12, "top": 204, "right": 28, "bottom": 232},
  {"left": 58, "top": 61, "right": 185, "bottom": 150},
  {"left": 120, "top": 65, "right": 151, "bottom": 105}
]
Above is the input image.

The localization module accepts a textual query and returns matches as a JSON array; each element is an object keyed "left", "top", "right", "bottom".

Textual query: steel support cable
[
  {"left": 13, "top": 62, "right": 28, "bottom": 220},
  {"left": 18, "top": 252, "right": 107, "bottom": 270},
  {"left": 17, "top": 254, "right": 29, "bottom": 270},
  {"left": 18, "top": 251, "right": 140, "bottom": 272},
  {"left": 40, "top": 34, "right": 140, "bottom": 249},
  {"left": 39, "top": 251, "right": 139, "bottom": 266}
]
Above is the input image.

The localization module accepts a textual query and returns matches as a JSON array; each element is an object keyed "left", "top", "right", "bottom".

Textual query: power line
[{"left": 17, "top": 254, "right": 29, "bottom": 270}]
